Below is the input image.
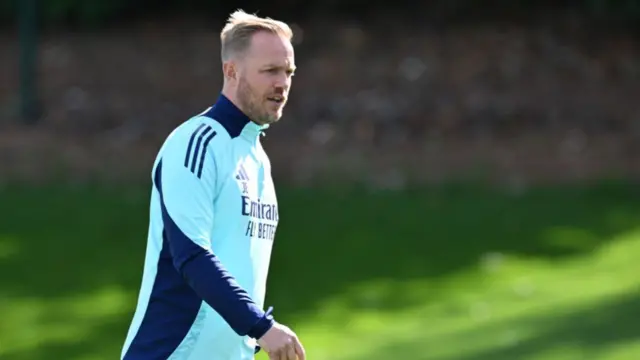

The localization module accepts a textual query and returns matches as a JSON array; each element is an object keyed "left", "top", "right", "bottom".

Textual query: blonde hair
[{"left": 220, "top": 10, "right": 293, "bottom": 61}]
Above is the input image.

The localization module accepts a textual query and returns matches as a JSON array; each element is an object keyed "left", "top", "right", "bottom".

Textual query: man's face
[{"left": 233, "top": 32, "right": 295, "bottom": 125}]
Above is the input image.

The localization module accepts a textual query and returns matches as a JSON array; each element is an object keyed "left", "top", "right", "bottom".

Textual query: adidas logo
[{"left": 236, "top": 164, "right": 250, "bottom": 181}]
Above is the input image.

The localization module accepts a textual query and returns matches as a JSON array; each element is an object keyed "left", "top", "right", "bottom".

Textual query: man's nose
[
  {"left": 273, "top": 82, "right": 287, "bottom": 94},
  {"left": 273, "top": 73, "right": 289, "bottom": 89}
]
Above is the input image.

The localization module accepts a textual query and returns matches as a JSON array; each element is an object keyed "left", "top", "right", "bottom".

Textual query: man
[{"left": 120, "top": 10, "right": 305, "bottom": 360}]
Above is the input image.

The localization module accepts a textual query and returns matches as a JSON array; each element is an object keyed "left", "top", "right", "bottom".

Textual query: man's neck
[
  {"left": 220, "top": 88, "right": 262, "bottom": 126},
  {"left": 221, "top": 88, "right": 240, "bottom": 111}
]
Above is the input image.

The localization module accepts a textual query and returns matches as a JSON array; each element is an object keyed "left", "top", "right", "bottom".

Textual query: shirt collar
[{"left": 207, "top": 94, "right": 268, "bottom": 140}]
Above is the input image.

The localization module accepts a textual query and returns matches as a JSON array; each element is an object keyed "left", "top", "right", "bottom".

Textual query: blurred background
[{"left": 1, "top": 0, "right": 640, "bottom": 359}]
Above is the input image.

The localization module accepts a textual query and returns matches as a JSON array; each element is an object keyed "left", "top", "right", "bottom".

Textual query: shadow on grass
[
  {"left": 267, "top": 181, "right": 640, "bottom": 318},
  {"left": 0, "top": 181, "right": 639, "bottom": 359},
  {"left": 347, "top": 291, "right": 640, "bottom": 360}
]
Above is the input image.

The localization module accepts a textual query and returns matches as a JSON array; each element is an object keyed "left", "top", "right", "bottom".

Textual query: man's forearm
[{"left": 176, "top": 248, "right": 274, "bottom": 339}]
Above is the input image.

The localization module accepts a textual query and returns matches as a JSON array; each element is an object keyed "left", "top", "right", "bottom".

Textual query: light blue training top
[{"left": 121, "top": 94, "right": 279, "bottom": 360}]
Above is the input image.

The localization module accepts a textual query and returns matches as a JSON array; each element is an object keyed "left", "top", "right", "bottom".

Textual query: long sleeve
[{"left": 153, "top": 122, "right": 273, "bottom": 339}]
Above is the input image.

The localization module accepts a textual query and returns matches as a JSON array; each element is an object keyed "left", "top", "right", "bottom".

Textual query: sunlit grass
[
  {"left": 1, "top": 182, "right": 639, "bottom": 360},
  {"left": 1, "top": 287, "right": 133, "bottom": 358},
  {"left": 257, "top": 232, "right": 640, "bottom": 360}
]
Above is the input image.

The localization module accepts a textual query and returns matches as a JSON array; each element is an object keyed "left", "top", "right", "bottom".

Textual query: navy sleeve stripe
[
  {"left": 189, "top": 126, "right": 212, "bottom": 174},
  {"left": 196, "top": 131, "right": 217, "bottom": 178},
  {"left": 184, "top": 123, "right": 207, "bottom": 168},
  {"left": 154, "top": 160, "right": 274, "bottom": 339}
]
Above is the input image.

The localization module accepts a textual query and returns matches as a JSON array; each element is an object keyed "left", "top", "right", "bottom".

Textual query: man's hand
[{"left": 258, "top": 322, "right": 305, "bottom": 360}]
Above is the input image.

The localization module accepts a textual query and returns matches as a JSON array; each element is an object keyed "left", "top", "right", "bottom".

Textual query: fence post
[{"left": 19, "top": 0, "right": 39, "bottom": 124}]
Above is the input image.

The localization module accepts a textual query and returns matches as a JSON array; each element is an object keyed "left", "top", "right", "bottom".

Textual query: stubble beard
[{"left": 237, "top": 77, "right": 279, "bottom": 125}]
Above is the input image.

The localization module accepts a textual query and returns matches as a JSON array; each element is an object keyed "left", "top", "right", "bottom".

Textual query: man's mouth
[{"left": 267, "top": 95, "right": 284, "bottom": 104}]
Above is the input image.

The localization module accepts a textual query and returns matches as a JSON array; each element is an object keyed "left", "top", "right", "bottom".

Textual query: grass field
[{"left": 1, "top": 182, "right": 639, "bottom": 360}]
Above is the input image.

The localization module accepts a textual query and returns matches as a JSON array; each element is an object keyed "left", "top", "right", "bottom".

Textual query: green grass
[{"left": 1, "top": 182, "right": 640, "bottom": 359}]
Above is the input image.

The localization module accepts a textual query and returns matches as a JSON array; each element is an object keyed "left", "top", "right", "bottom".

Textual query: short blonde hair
[{"left": 220, "top": 10, "right": 293, "bottom": 61}]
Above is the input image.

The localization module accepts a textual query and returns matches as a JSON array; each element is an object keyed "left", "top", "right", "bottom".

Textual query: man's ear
[{"left": 223, "top": 61, "right": 237, "bottom": 81}]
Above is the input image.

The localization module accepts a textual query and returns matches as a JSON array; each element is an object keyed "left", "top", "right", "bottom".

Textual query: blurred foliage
[{"left": 2, "top": 0, "right": 640, "bottom": 29}]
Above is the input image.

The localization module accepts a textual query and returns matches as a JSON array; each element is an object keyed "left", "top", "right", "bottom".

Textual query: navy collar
[{"left": 205, "top": 94, "right": 252, "bottom": 139}]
